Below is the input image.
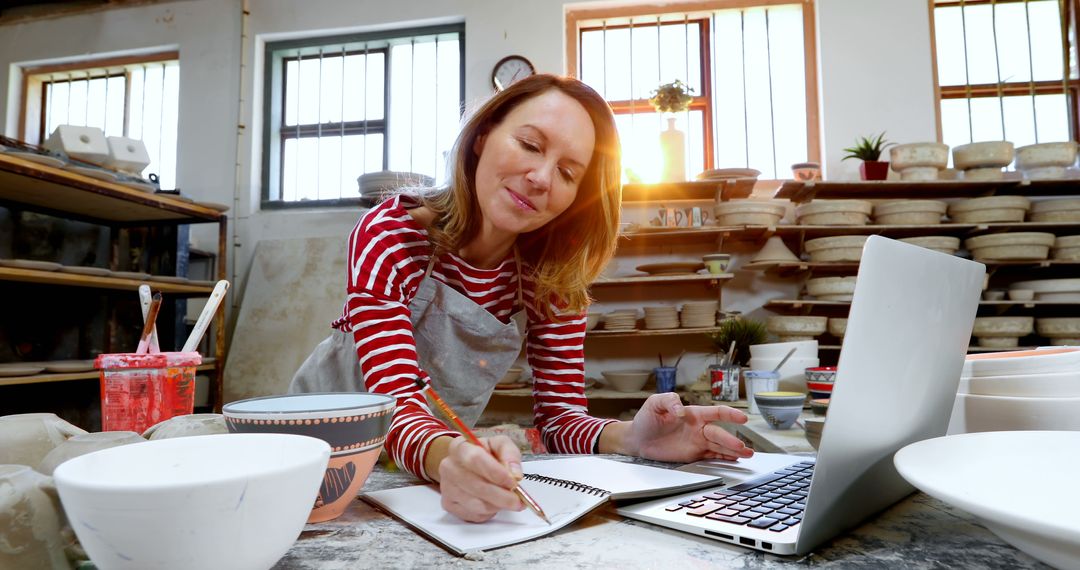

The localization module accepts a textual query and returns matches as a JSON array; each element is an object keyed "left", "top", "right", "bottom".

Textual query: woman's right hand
[{"left": 437, "top": 435, "right": 525, "bottom": 522}]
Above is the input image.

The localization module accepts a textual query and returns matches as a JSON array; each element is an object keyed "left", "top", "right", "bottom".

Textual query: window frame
[
  {"left": 565, "top": 0, "right": 821, "bottom": 177},
  {"left": 260, "top": 23, "right": 465, "bottom": 210},
  {"left": 19, "top": 51, "right": 179, "bottom": 145},
  {"left": 929, "top": 0, "right": 1080, "bottom": 143}
]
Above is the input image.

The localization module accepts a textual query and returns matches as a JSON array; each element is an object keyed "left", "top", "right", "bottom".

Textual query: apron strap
[{"left": 513, "top": 246, "right": 525, "bottom": 309}]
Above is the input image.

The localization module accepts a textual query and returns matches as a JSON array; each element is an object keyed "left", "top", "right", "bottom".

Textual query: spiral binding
[{"left": 522, "top": 474, "right": 610, "bottom": 497}]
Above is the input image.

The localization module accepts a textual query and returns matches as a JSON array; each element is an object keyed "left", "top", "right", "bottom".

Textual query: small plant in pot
[
  {"left": 843, "top": 132, "right": 893, "bottom": 181},
  {"left": 706, "top": 317, "right": 768, "bottom": 368},
  {"left": 649, "top": 79, "right": 695, "bottom": 114}
]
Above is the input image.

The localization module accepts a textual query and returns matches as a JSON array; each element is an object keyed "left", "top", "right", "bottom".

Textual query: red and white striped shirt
[{"left": 333, "top": 195, "right": 615, "bottom": 480}]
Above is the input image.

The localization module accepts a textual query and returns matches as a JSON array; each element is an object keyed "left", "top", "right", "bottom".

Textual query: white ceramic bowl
[
  {"left": 953, "top": 393, "right": 1080, "bottom": 432},
  {"left": 54, "top": 433, "right": 330, "bottom": 570},
  {"left": 795, "top": 200, "right": 873, "bottom": 226},
  {"left": 966, "top": 369, "right": 1080, "bottom": 398},
  {"left": 972, "top": 316, "right": 1034, "bottom": 337},
  {"left": 749, "top": 340, "right": 818, "bottom": 359},
  {"left": 803, "top": 235, "right": 868, "bottom": 262},
  {"left": 1016, "top": 142, "right": 1079, "bottom": 179},
  {"left": 963, "top": 347, "right": 1080, "bottom": 378},
  {"left": 600, "top": 369, "right": 652, "bottom": 392},
  {"left": 805, "top": 276, "right": 857, "bottom": 300},
  {"left": 765, "top": 316, "right": 827, "bottom": 336},
  {"left": 890, "top": 143, "right": 950, "bottom": 180},
  {"left": 952, "top": 141, "right": 1014, "bottom": 169},
  {"left": 872, "top": 200, "right": 947, "bottom": 225},
  {"left": 895, "top": 431, "right": 1080, "bottom": 569},
  {"left": 947, "top": 196, "right": 1031, "bottom": 223},
  {"left": 898, "top": 236, "right": 961, "bottom": 255},
  {"left": 748, "top": 356, "right": 819, "bottom": 392}
]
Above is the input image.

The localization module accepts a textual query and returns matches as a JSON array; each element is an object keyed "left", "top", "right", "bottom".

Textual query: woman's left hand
[{"left": 625, "top": 393, "right": 754, "bottom": 462}]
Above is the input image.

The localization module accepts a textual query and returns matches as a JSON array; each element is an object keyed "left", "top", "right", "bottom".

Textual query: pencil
[{"left": 413, "top": 377, "right": 551, "bottom": 525}]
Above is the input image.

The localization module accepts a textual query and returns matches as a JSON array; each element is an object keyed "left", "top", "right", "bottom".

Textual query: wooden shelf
[
  {"left": 621, "top": 179, "right": 754, "bottom": 202},
  {"left": 586, "top": 325, "right": 722, "bottom": 338},
  {"left": 749, "top": 259, "right": 1080, "bottom": 278},
  {"left": 592, "top": 273, "right": 733, "bottom": 286},
  {"left": 767, "top": 298, "right": 1080, "bottom": 313},
  {"left": 775, "top": 179, "right": 1080, "bottom": 203},
  {"left": 0, "top": 363, "right": 217, "bottom": 388},
  {"left": 818, "top": 344, "right": 1040, "bottom": 353},
  {"left": 0, "top": 267, "right": 216, "bottom": 296},
  {"left": 0, "top": 153, "right": 222, "bottom": 225}
]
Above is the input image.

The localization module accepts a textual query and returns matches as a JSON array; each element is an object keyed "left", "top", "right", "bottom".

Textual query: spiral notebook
[{"left": 361, "top": 456, "right": 723, "bottom": 555}]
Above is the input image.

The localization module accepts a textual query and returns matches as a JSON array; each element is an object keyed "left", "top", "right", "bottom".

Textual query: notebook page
[
  {"left": 362, "top": 478, "right": 606, "bottom": 555},
  {"left": 523, "top": 457, "right": 722, "bottom": 499}
]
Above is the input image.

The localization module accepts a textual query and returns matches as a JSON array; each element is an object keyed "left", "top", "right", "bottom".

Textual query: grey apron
[{"left": 289, "top": 251, "right": 527, "bottom": 427}]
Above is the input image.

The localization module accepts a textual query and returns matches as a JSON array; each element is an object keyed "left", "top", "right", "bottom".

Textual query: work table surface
[{"left": 273, "top": 455, "right": 1048, "bottom": 569}]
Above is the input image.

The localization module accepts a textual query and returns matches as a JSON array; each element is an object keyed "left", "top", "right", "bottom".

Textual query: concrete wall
[{"left": 0, "top": 0, "right": 939, "bottom": 337}]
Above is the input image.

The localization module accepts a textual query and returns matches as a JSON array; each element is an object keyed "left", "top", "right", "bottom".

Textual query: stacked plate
[
  {"left": 1009, "top": 278, "right": 1080, "bottom": 302},
  {"left": 680, "top": 301, "right": 718, "bottom": 328},
  {"left": 603, "top": 310, "right": 638, "bottom": 331},
  {"left": 357, "top": 171, "right": 434, "bottom": 201},
  {"left": 948, "top": 347, "right": 1080, "bottom": 435},
  {"left": 644, "top": 306, "right": 679, "bottom": 330}
]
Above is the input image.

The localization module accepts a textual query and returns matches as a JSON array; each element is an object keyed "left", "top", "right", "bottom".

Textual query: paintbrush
[
  {"left": 413, "top": 377, "right": 551, "bottom": 525},
  {"left": 136, "top": 292, "right": 162, "bottom": 355}
]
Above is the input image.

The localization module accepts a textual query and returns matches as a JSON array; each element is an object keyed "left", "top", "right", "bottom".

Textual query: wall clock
[{"left": 491, "top": 55, "right": 535, "bottom": 90}]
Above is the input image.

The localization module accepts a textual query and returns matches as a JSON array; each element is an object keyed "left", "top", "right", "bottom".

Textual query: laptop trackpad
[{"left": 677, "top": 453, "right": 808, "bottom": 487}]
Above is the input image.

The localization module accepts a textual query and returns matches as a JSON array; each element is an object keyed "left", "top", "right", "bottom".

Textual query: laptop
[{"left": 617, "top": 236, "right": 985, "bottom": 555}]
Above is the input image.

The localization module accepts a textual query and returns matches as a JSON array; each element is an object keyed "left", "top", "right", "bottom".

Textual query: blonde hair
[{"left": 421, "top": 74, "right": 622, "bottom": 318}]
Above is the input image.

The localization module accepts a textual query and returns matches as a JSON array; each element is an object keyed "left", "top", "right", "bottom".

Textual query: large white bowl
[
  {"left": 600, "top": 369, "right": 652, "bottom": 392},
  {"left": 749, "top": 340, "right": 818, "bottom": 359},
  {"left": 895, "top": 431, "right": 1080, "bottom": 569},
  {"left": 54, "top": 433, "right": 330, "bottom": 570},
  {"left": 954, "top": 392, "right": 1080, "bottom": 432},
  {"left": 966, "top": 369, "right": 1080, "bottom": 398},
  {"left": 963, "top": 347, "right": 1080, "bottom": 378}
]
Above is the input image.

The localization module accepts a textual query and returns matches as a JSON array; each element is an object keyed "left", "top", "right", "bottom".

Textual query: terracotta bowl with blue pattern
[{"left": 223, "top": 392, "right": 395, "bottom": 522}]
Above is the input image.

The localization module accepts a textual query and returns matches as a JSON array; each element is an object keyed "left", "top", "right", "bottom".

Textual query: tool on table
[
  {"left": 413, "top": 377, "right": 551, "bottom": 525},
  {"left": 138, "top": 284, "right": 160, "bottom": 353},
  {"left": 135, "top": 293, "right": 162, "bottom": 355},
  {"left": 181, "top": 280, "right": 230, "bottom": 353}
]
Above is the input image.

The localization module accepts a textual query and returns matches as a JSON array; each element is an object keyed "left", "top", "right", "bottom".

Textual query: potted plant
[
  {"left": 649, "top": 80, "right": 695, "bottom": 182},
  {"left": 706, "top": 317, "right": 768, "bottom": 368},
  {"left": 648, "top": 80, "right": 695, "bottom": 114},
  {"left": 842, "top": 132, "right": 893, "bottom": 181}
]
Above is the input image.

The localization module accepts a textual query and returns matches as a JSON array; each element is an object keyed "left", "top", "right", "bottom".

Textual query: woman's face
[{"left": 472, "top": 89, "right": 596, "bottom": 238}]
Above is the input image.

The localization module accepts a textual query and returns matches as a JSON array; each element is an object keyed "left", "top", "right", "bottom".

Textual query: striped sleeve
[
  {"left": 523, "top": 280, "right": 618, "bottom": 454},
  {"left": 341, "top": 196, "right": 459, "bottom": 481}
]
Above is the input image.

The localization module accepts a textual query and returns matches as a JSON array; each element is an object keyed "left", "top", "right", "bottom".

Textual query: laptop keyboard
[{"left": 664, "top": 461, "right": 815, "bottom": 532}]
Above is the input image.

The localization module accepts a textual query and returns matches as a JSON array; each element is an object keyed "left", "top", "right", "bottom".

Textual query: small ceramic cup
[
  {"left": 753, "top": 391, "right": 807, "bottom": 429},
  {"left": 703, "top": 253, "right": 732, "bottom": 274},
  {"left": 744, "top": 370, "right": 780, "bottom": 414}
]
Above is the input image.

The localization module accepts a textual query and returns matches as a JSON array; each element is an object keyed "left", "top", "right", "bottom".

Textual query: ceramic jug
[
  {"left": 142, "top": 413, "right": 228, "bottom": 440},
  {"left": 0, "top": 464, "right": 68, "bottom": 570},
  {"left": 0, "top": 413, "right": 87, "bottom": 470},
  {"left": 38, "top": 431, "right": 146, "bottom": 476}
]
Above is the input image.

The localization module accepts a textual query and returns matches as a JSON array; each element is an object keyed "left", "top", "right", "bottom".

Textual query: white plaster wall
[
  {"left": 816, "top": 0, "right": 938, "bottom": 179},
  {"left": 0, "top": 0, "right": 942, "bottom": 370}
]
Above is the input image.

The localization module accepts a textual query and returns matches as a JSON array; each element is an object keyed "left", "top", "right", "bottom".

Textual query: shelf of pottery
[
  {"left": 0, "top": 145, "right": 229, "bottom": 409},
  {"left": 757, "top": 141, "right": 1080, "bottom": 357},
  {"left": 491, "top": 177, "right": 751, "bottom": 401}
]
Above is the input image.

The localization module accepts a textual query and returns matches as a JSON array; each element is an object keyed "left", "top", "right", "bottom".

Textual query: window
[
  {"left": 263, "top": 24, "right": 464, "bottom": 206},
  {"left": 569, "top": 2, "right": 819, "bottom": 181},
  {"left": 21, "top": 53, "right": 180, "bottom": 188},
  {"left": 932, "top": 0, "right": 1078, "bottom": 158}
]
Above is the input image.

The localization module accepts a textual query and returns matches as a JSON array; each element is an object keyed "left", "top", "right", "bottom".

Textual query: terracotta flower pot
[{"left": 860, "top": 160, "right": 889, "bottom": 181}]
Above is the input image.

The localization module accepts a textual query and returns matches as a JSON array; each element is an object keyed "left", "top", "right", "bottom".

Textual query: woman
[{"left": 291, "top": 74, "right": 752, "bottom": 522}]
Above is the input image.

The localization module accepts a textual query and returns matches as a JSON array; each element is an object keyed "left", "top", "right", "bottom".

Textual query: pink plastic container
[{"left": 95, "top": 352, "right": 201, "bottom": 433}]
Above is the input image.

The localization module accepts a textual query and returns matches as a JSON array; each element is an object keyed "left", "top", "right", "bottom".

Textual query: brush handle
[
  {"left": 181, "top": 280, "right": 229, "bottom": 353},
  {"left": 136, "top": 293, "right": 162, "bottom": 355},
  {"left": 138, "top": 285, "right": 160, "bottom": 353}
]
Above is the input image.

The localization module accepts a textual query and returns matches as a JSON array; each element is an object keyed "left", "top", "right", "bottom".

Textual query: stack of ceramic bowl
[
  {"left": 827, "top": 317, "right": 847, "bottom": 339},
  {"left": 585, "top": 312, "right": 601, "bottom": 331},
  {"left": 963, "top": 232, "right": 1055, "bottom": 262},
  {"left": 748, "top": 340, "right": 819, "bottom": 392},
  {"left": 1028, "top": 198, "right": 1080, "bottom": 222},
  {"left": 947, "top": 196, "right": 1031, "bottom": 223},
  {"left": 1009, "top": 278, "right": 1080, "bottom": 301},
  {"left": 890, "top": 143, "right": 949, "bottom": 181},
  {"left": 745, "top": 236, "right": 800, "bottom": 269},
  {"left": 805, "top": 276, "right": 857, "bottom": 301},
  {"left": 952, "top": 141, "right": 1015, "bottom": 181},
  {"left": 713, "top": 200, "right": 787, "bottom": 226},
  {"left": 1016, "top": 142, "right": 1078, "bottom": 180},
  {"left": 643, "top": 306, "right": 679, "bottom": 330},
  {"left": 603, "top": 310, "right": 638, "bottom": 331},
  {"left": 898, "top": 236, "right": 962, "bottom": 256},
  {"left": 803, "top": 236, "right": 867, "bottom": 262},
  {"left": 948, "top": 347, "right": 1080, "bottom": 435},
  {"left": 1052, "top": 235, "right": 1080, "bottom": 260},
  {"left": 805, "top": 366, "right": 836, "bottom": 400},
  {"left": 1036, "top": 318, "right": 1080, "bottom": 345},
  {"left": 766, "top": 316, "right": 827, "bottom": 342},
  {"left": 795, "top": 200, "right": 873, "bottom": 225},
  {"left": 680, "top": 300, "right": 719, "bottom": 328},
  {"left": 971, "top": 316, "right": 1034, "bottom": 348},
  {"left": 872, "top": 200, "right": 947, "bottom": 225}
]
